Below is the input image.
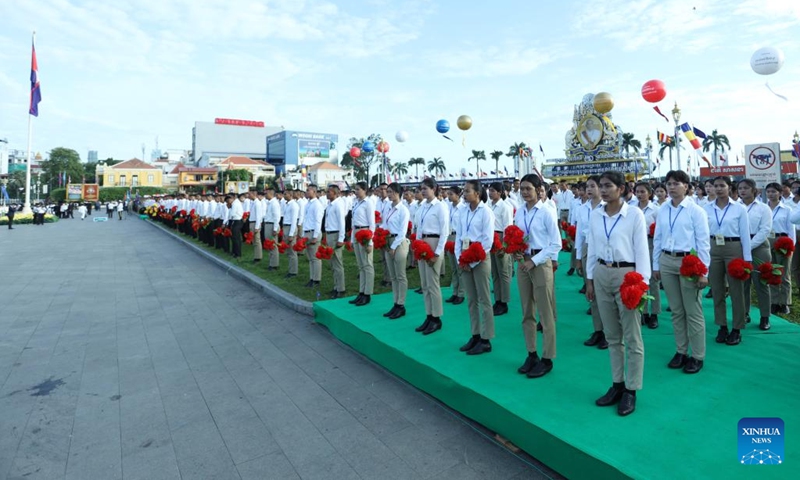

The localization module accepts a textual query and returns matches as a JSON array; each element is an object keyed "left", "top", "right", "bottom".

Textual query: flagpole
[{"left": 23, "top": 32, "right": 36, "bottom": 214}]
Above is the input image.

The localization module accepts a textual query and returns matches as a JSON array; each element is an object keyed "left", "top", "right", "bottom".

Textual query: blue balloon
[
  {"left": 436, "top": 119, "right": 450, "bottom": 134},
  {"left": 362, "top": 141, "right": 375, "bottom": 153}
]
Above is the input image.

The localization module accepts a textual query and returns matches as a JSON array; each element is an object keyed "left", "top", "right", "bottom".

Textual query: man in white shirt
[
  {"left": 555, "top": 181, "right": 573, "bottom": 223},
  {"left": 303, "top": 185, "right": 325, "bottom": 287},
  {"left": 228, "top": 194, "right": 244, "bottom": 258},
  {"left": 264, "top": 188, "right": 282, "bottom": 270},
  {"left": 282, "top": 188, "right": 300, "bottom": 278},
  {"left": 248, "top": 191, "right": 264, "bottom": 263},
  {"left": 325, "top": 184, "right": 348, "bottom": 298}
]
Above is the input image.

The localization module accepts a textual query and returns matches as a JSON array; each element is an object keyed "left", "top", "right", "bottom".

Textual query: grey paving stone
[
  {"left": 235, "top": 451, "right": 300, "bottom": 480},
  {"left": 382, "top": 426, "right": 462, "bottom": 478}
]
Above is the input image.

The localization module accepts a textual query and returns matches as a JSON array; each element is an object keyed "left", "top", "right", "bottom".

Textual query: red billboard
[{"left": 214, "top": 118, "right": 265, "bottom": 127}]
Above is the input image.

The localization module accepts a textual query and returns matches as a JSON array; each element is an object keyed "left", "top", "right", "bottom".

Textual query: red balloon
[
  {"left": 349, "top": 146, "right": 361, "bottom": 158},
  {"left": 377, "top": 141, "right": 390, "bottom": 153},
  {"left": 641, "top": 79, "right": 667, "bottom": 103}
]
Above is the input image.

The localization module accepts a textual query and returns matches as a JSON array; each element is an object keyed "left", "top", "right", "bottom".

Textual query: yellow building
[
  {"left": 101, "top": 158, "right": 162, "bottom": 187},
  {"left": 171, "top": 165, "right": 218, "bottom": 192}
]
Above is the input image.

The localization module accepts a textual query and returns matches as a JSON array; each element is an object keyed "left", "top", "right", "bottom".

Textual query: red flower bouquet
[
  {"left": 244, "top": 232, "right": 255, "bottom": 245},
  {"left": 179, "top": 209, "right": 187, "bottom": 216},
  {"left": 619, "top": 271, "right": 653, "bottom": 311},
  {"left": 170, "top": 206, "right": 178, "bottom": 213},
  {"left": 561, "top": 239, "right": 570, "bottom": 251},
  {"left": 410, "top": 233, "right": 417, "bottom": 242},
  {"left": 277, "top": 241, "right": 289, "bottom": 254},
  {"left": 222, "top": 228, "right": 232, "bottom": 237},
  {"left": 175, "top": 218, "right": 186, "bottom": 225},
  {"left": 757, "top": 262, "right": 783, "bottom": 286},
  {"left": 727, "top": 258, "right": 753, "bottom": 281},
  {"left": 373, "top": 228, "right": 390, "bottom": 249},
  {"left": 242, "top": 211, "right": 250, "bottom": 222},
  {"left": 649, "top": 222, "right": 656, "bottom": 238},
  {"left": 503, "top": 225, "right": 527, "bottom": 255},
  {"left": 293, "top": 237, "right": 308, "bottom": 252},
  {"left": 344, "top": 241, "right": 354, "bottom": 252},
  {"left": 566, "top": 225, "right": 577, "bottom": 241},
  {"left": 315, "top": 245, "right": 334, "bottom": 260},
  {"left": 355, "top": 229, "right": 373, "bottom": 246},
  {"left": 458, "top": 242, "right": 486, "bottom": 267},
  {"left": 375, "top": 210, "right": 382, "bottom": 224},
  {"left": 491, "top": 233, "right": 503, "bottom": 254},
  {"left": 263, "top": 239, "right": 276, "bottom": 251},
  {"left": 189, "top": 209, "right": 196, "bottom": 217},
  {"left": 213, "top": 227, "right": 223, "bottom": 236},
  {"left": 560, "top": 221, "right": 569, "bottom": 231},
  {"left": 679, "top": 252, "right": 708, "bottom": 281},
  {"left": 444, "top": 241, "right": 455, "bottom": 254},
  {"left": 278, "top": 229, "right": 284, "bottom": 242},
  {"left": 192, "top": 221, "right": 200, "bottom": 232},
  {"left": 411, "top": 239, "right": 435, "bottom": 261},
  {"left": 774, "top": 236, "right": 795, "bottom": 257}
]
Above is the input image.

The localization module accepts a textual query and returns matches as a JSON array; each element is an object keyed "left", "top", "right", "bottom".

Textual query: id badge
[
  {"left": 604, "top": 244, "right": 614, "bottom": 264},
  {"left": 461, "top": 239, "right": 470, "bottom": 251},
  {"left": 666, "top": 236, "right": 675, "bottom": 251},
  {"left": 768, "top": 230, "right": 776, "bottom": 239},
  {"left": 715, "top": 233, "right": 725, "bottom": 246}
]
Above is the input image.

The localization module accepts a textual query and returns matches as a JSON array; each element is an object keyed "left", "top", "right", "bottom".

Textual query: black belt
[
  {"left": 304, "top": 230, "right": 314, "bottom": 233},
  {"left": 776, "top": 233, "right": 789, "bottom": 237},
  {"left": 421, "top": 234, "right": 440, "bottom": 238},
  {"left": 354, "top": 225, "right": 369, "bottom": 229},
  {"left": 662, "top": 250, "right": 691, "bottom": 257},
  {"left": 532, "top": 249, "right": 542, "bottom": 255},
  {"left": 711, "top": 236, "right": 740, "bottom": 242},
  {"left": 598, "top": 259, "right": 635, "bottom": 268},
  {"left": 494, "top": 230, "right": 504, "bottom": 233},
  {"left": 326, "top": 230, "right": 339, "bottom": 234}
]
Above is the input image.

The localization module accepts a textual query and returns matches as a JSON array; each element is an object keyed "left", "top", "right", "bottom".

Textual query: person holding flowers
[
  {"left": 454, "top": 180, "right": 496, "bottom": 355},
  {"left": 653, "top": 170, "right": 710, "bottom": 374},
  {"left": 704, "top": 176, "right": 752, "bottom": 346},
  {"left": 512, "top": 174, "right": 561, "bottom": 378},
  {"left": 413, "top": 178, "right": 450, "bottom": 335},
  {"left": 282, "top": 187, "right": 301, "bottom": 279},
  {"left": 445, "top": 187, "right": 466, "bottom": 305},
  {"left": 766, "top": 182, "right": 795, "bottom": 322},
  {"left": 488, "top": 182, "right": 514, "bottom": 316},
  {"left": 738, "top": 179, "right": 773, "bottom": 329},
  {"left": 634, "top": 181, "right": 661, "bottom": 329},
  {"left": 585, "top": 171, "right": 649, "bottom": 416},
  {"left": 382, "top": 183, "right": 411, "bottom": 320},
  {"left": 575, "top": 175, "right": 608, "bottom": 349},
  {"left": 349, "top": 182, "right": 376, "bottom": 307}
]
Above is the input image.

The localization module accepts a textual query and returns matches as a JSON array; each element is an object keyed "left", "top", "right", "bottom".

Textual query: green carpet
[{"left": 314, "top": 252, "right": 800, "bottom": 479}]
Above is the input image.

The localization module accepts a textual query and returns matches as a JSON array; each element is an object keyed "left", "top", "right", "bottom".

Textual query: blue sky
[{"left": 1, "top": 0, "right": 799, "bottom": 178}]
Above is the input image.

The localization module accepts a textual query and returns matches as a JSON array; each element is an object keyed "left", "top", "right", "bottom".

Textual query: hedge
[
  {"left": 50, "top": 188, "right": 66, "bottom": 201},
  {"left": 0, "top": 213, "right": 59, "bottom": 225},
  {"left": 99, "top": 187, "right": 171, "bottom": 202}
]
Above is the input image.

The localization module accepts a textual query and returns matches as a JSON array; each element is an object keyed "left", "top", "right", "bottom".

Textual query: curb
[{"left": 144, "top": 219, "right": 314, "bottom": 316}]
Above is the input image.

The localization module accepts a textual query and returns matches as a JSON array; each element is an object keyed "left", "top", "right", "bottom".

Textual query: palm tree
[
  {"left": 408, "top": 157, "right": 425, "bottom": 180},
  {"left": 428, "top": 157, "right": 446, "bottom": 178},
  {"left": 621, "top": 133, "right": 642, "bottom": 159},
  {"left": 658, "top": 140, "right": 678, "bottom": 171},
  {"left": 505, "top": 142, "right": 528, "bottom": 177},
  {"left": 490, "top": 150, "right": 504, "bottom": 177},
  {"left": 702, "top": 129, "right": 731, "bottom": 166},
  {"left": 391, "top": 161, "right": 408, "bottom": 180},
  {"left": 468, "top": 149, "right": 486, "bottom": 176}
]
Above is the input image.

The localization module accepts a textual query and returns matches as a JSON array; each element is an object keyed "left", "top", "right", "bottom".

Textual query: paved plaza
[{"left": 0, "top": 215, "right": 553, "bottom": 480}]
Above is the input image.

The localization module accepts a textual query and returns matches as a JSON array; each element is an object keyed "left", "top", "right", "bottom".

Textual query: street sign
[{"left": 744, "top": 143, "right": 781, "bottom": 188}]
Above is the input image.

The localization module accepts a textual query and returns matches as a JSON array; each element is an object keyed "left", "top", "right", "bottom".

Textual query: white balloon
[
  {"left": 395, "top": 130, "right": 409, "bottom": 143},
  {"left": 751, "top": 47, "right": 784, "bottom": 75}
]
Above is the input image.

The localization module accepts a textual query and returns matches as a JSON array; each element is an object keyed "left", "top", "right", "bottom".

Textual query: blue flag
[
  {"left": 29, "top": 37, "right": 42, "bottom": 117},
  {"left": 1, "top": 185, "right": 8, "bottom": 201},
  {"left": 692, "top": 126, "right": 707, "bottom": 139}
]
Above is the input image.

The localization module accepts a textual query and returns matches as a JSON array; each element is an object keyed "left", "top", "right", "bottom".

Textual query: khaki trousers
[
  {"left": 709, "top": 240, "right": 746, "bottom": 329},
  {"left": 264, "top": 223, "right": 279, "bottom": 267},
  {"left": 354, "top": 235, "right": 375, "bottom": 295},
  {"left": 744, "top": 242, "right": 771, "bottom": 318},
  {"left": 646, "top": 238, "right": 662, "bottom": 314},
  {"left": 491, "top": 233, "right": 512, "bottom": 303},
  {"left": 282, "top": 226, "right": 298, "bottom": 275},
  {"left": 304, "top": 231, "right": 321, "bottom": 281},
  {"left": 326, "top": 232, "right": 345, "bottom": 292},
  {"left": 660, "top": 253, "right": 706, "bottom": 360},
  {"left": 581, "top": 243, "right": 603, "bottom": 331},
  {"left": 384, "top": 239, "right": 408, "bottom": 305},
  {"left": 593, "top": 265, "right": 644, "bottom": 390},
  {"left": 462, "top": 259, "right": 495, "bottom": 339},
  {"left": 250, "top": 222, "right": 262, "bottom": 260},
  {"left": 419, "top": 239, "right": 444, "bottom": 317},
  {"left": 769, "top": 237, "right": 792, "bottom": 306},
  {"left": 517, "top": 260, "right": 556, "bottom": 358},
  {"left": 447, "top": 234, "right": 465, "bottom": 297}
]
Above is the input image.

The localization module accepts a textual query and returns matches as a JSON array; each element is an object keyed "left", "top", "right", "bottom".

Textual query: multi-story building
[
  {"left": 192, "top": 118, "right": 281, "bottom": 166},
  {"left": 100, "top": 158, "right": 162, "bottom": 187}
]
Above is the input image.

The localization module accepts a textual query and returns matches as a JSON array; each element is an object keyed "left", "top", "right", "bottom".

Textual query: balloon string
[
  {"left": 462, "top": 134, "right": 466, "bottom": 148},
  {"left": 765, "top": 82, "right": 788, "bottom": 102}
]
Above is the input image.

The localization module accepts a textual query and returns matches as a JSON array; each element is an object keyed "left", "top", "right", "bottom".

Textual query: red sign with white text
[
  {"left": 699, "top": 162, "right": 797, "bottom": 178},
  {"left": 214, "top": 118, "right": 265, "bottom": 127}
]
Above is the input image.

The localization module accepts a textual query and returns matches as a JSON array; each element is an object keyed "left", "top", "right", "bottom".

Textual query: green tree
[
  {"left": 408, "top": 157, "right": 425, "bottom": 180},
  {"left": 490, "top": 150, "right": 504, "bottom": 177},
  {"left": 41, "top": 147, "right": 84, "bottom": 190},
  {"left": 344, "top": 134, "right": 384, "bottom": 185},
  {"left": 427, "top": 157, "right": 446, "bottom": 177},
  {"left": 658, "top": 138, "right": 678, "bottom": 170},
  {"left": 5, "top": 170, "right": 27, "bottom": 198},
  {"left": 391, "top": 161, "right": 408, "bottom": 179},
  {"left": 702, "top": 129, "right": 731, "bottom": 165},
  {"left": 468, "top": 149, "right": 486, "bottom": 176},
  {"left": 621, "top": 132, "right": 642, "bottom": 158},
  {"left": 506, "top": 142, "right": 528, "bottom": 159}
]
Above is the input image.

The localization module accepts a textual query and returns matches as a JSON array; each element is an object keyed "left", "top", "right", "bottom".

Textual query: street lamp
[
  {"left": 645, "top": 134, "right": 653, "bottom": 176},
  {"left": 671, "top": 102, "right": 681, "bottom": 173}
]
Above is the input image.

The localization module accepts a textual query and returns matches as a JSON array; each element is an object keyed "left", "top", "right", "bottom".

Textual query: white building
[
  {"left": 307, "top": 161, "right": 349, "bottom": 188},
  {"left": 192, "top": 119, "right": 281, "bottom": 165}
]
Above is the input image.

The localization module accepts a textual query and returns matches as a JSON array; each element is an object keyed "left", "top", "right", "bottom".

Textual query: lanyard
[
  {"left": 420, "top": 202, "right": 434, "bottom": 229},
  {"left": 386, "top": 206, "right": 398, "bottom": 226},
  {"left": 772, "top": 205, "right": 781, "bottom": 220},
  {"left": 747, "top": 201, "right": 757, "bottom": 213},
  {"left": 465, "top": 207, "right": 480, "bottom": 234},
  {"left": 714, "top": 203, "right": 731, "bottom": 229},
  {"left": 523, "top": 206, "right": 539, "bottom": 236},
  {"left": 668, "top": 205, "right": 684, "bottom": 234},
  {"left": 603, "top": 214, "right": 622, "bottom": 241}
]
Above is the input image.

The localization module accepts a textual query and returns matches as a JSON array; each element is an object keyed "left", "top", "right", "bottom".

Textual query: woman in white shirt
[
  {"left": 704, "top": 176, "right": 752, "bottom": 346},
  {"left": 653, "top": 183, "right": 668, "bottom": 207},
  {"left": 653, "top": 170, "right": 710, "bottom": 375},
  {"left": 413, "top": 178, "right": 450, "bottom": 335},
  {"left": 634, "top": 182, "right": 661, "bottom": 329},
  {"left": 455, "top": 180, "right": 496, "bottom": 355},
  {"left": 575, "top": 175, "right": 608, "bottom": 349},
  {"left": 349, "top": 182, "right": 376, "bottom": 307},
  {"left": 586, "top": 171, "right": 649, "bottom": 417},
  {"left": 488, "top": 182, "right": 513, "bottom": 316},
  {"left": 382, "top": 183, "right": 410, "bottom": 320},
  {"left": 738, "top": 179, "right": 772, "bottom": 330},
  {"left": 766, "top": 182, "right": 795, "bottom": 323},
  {"left": 694, "top": 183, "right": 709, "bottom": 209},
  {"left": 445, "top": 187, "right": 466, "bottom": 305}
]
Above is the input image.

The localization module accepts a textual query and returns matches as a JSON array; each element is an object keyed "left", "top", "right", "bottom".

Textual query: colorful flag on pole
[
  {"left": 504, "top": 166, "right": 509, "bottom": 175},
  {"left": 692, "top": 126, "right": 707, "bottom": 139},
  {"left": 657, "top": 131, "right": 673, "bottom": 145},
  {"left": 29, "top": 37, "right": 42, "bottom": 117},
  {"left": 680, "top": 123, "right": 711, "bottom": 167},
  {"left": 539, "top": 144, "right": 545, "bottom": 156}
]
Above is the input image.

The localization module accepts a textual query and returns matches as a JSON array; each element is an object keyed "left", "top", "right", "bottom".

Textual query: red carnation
[
  {"left": 355, "top": 229, "right": 373, "bottom": 246},
  {"left": 459, "top": 242, "right": 486, "bottom": 267},
  {"left": 242, "top": 211, "right": 250, "bottom": 221},
  {"left": 410, "top": 233, "right": 417, "bottom": 242},
  {"left": 679, "top": 253, "right": 708, "bottom": 281},
  {"left": 774, "top": 236, "right": 795, "bottom": 257},
  {"left": 375, "top": 210, "right": 382, "bottom": 224},
  {"left": 561, "top": 239, "right": 570, "bottom": 251},
  {"left": 344, "top": 241, "right": 354, "bottom": 252},
  {"left": 213, "top": 227, "right": 223, "bottom": 236},
  {"left": 408, "top": 221, "right": 413, "bottom": 232},
  {"left": 649, "top": 222, "right": 656, "bottom": 238},
  {"left": 757, "top": 262, "right": 783, "bottom": 286},
  {"left": 619, "top": 271, "right": 652, "bottom": 311},
  {"left": 277, "top": 241, "right": 289, "bottom": 254},
  {"left": 503, "top": 225, "right": 527, "bottom": 255},
  {"left": 278, "top": 229, "right": 284, "bottom": 242},
  {"left": 222, "top": 228, "right": 232, "bottom": 237},
  {"left": 263, "top": 239, "right": 276, "bottom": 251},
  {"left": 566, "top": 225, "right": 577, "bottom": 240},
  {"left": 727, "top": 258, "right": 753, "bottom": 281},
  {"left": 491, "top": 233, "right": 503, "bottom": 254},
  {"left": 315, "top": 245, "right": 334, "bottom": 260},
  {"left": 179, "top": 209, "right": 187, "bottom": 216},
  {"left": 244, "top": 232, "right": 255, "bottom": 245},
  {"left": 444, "top": 241, "right": 455, "bottom": 254},
  {"left": 293, "top": 237, "right": 308, "bottom": 252},
  {"left": 373, "top": 227, "right": 390, "bottom": 250},
  {"left": 411, "top": 239, "right": 435, "bottom": 261}
]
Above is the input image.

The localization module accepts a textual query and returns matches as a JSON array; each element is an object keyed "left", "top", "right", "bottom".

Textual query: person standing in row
[
  {"left": 350, "top": 182, "right": 376, "bottom": 307},
  {"left": 414, "top": 178, "right": 450, "bottom": 335},
  {"left": 445, "top": 187, "right": 466, "bottom": 305},
  {"left": 325, "top": 184, "right": 347, "bottom": 299},
  {"left": 456, "top": 180, "right": 496, "bottom": 355},
  {"left": 652, "top": 170, "right": 710, "bottom": 374},
  {"left": 264, "top": 188, "right": 281, "bottom": 271},
  {"left": 382, "top": 183, "right": 411, "bottom": 319},
  {"left": 303, "top": 185, "right": 324, "bottom": 288},
  {"left": 228, "top": 194, "right": 244, "bottom": 258},
  {"left": 586, "top": 171, "right": 650, "bottom": 416},
  {"left": 247, "top": 191, "right": 263, "bottom": 263},
  {"left": 766, "top": 182, "right": 795, "bottom": 323},
  {"left": 282, "top": 188, "right": 300, "bottom": 279},
  {"left": 738, "top": 179, "right": 772, "bottom": 329},
  {"left": 575, "top": 175, "right": 607, "bottom": 349},
  {"left": 514, "top": 174, "right": 561, "bottom": 378},
  {"left": 705, "top": 176, "right": 751, "bottom": 346},
  {"left": 633, "top": 182, "right": 661, "bottom": 329},
  {"left": 488, "top": 182, "right": 513, "bottom": 316}
]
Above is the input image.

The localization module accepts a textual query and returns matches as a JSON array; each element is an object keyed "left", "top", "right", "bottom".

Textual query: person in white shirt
[
  {"left": 347, "top": 183, "right": 375, "bottom": 306},
  {"left": 247, "top": 191, "right": 264, "bottom": 263},
  {"left": 445, "top": 187, "right": 466, "bottom": 305},
  {"left": 575, "top": 175, "right": 607, "bottom": 349},
  {"left": 540, "top": 183, "right": 558, "bottom": 214},
  {"left": 488, "top": 182, "right": 513, "bottom": 316},
  {"left": 454, "top": 180, "right": 496, "bottom": 355},
  {"left": 513, "top": 174, "right": 561, "bottom": 378},
  {"left": 766, "top": 182, "right": 795, "bottom": 323},
  {"left": 302, "top": 185, "right": 325, "bottom": 287},
  {"left": 78, "top": 203, "right": 87, "bottom": 220},
  {"left": 413, "top": 178, "right": 450, "bottom": 335},
  {"left": 377, "top": 183, "right": 393, "bottom": 286},
  {"left": 653, "top": 170, "right": 710, "bottom": 374},
  {"left": 704, "top": 175, "right": 751, "bottom": 346},
  {"left": 566, "top": 183, "right": 586, "bottom": 275},
  {"left": 507, "top": 179, "right": 521, "bottom": 209},
  {"left": 116, "top": 200, "right": 124, "bottom": 220},
  {"left": 738, "top": 179, "right": 772, "bottom": 329},
  {"left": 586, "top": 171, "right": 649, "bottom": 417},
  {"left": 382, "top": 183, "right": 411, "bottom": 319},
  {"left": 296, "top": 192, "right": 308, "bottom": 232},
  {"left": 324, "top": 184, "right": 348, "bottom": 298},
  {"left": 264, "top": 188, "right": 282, "bottom": 270},
  {"left": 554, "top": 181, "right": 573, "bottom": 223},
  {"left": 653, "top": 183, "right": 668, "bottom": 207},
  {"left": 281, "top": 188, "right": 301, "bottom": 278},
  {"left": 633, "top": 182, "right": 661, "bottom": 329},
  {"left": 228, "top": 194, "right": 244, "bottom": 258}
]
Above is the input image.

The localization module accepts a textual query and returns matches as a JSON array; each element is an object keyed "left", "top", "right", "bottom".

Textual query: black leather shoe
[
  {"left": 683, "top": 357, "right": 703, "bottom": 374},
  {"left": 596, "top": 386, "right": 624, "bottom": 407},
  {"left": 646, "top": 315, "right": 658, "bottom": 329},
  {"left": 349, "top": 293, "right": 364, "bottom": 304},
  {"left": 584, "top": 331, "right": 602, "bottom": 346},
  {"left": 770, "top": 304, "right": 778, "bottom": 314},
  {"left": 422, "top": 318, "right": 442, "bottom": 335},
  {"left": 381, "top": 281, "right": 391, "bottom": 287},
  {"left": 452, "top": 296, "right": 464, "bottom": 305},
  {"left": 388, "top": 305, "right": 406, "bottom": 319},
  {"left": 527, "top": 359, "right": 553, "bottom": 378},
  {"left": 759, "top": 317, "right": 771, "bottom": 331},
  {"left": 415, "top": 316, "right": 432, "bottom": 332},
  {"left": 617, "top": 392, "right": 636, "bottom": 416},
  {"left": 304, "top": 280, "right": 314, "bottom": 288},
  {"left": 517, "top": 352, "right": 539, "bottom": 374},
  {"left": 414, "top": 287, "right": 423, "bottom": 294},
  {"left": 668, "top": 353, "right": 688, "bottom": 369},
  {"left": 384, "top": 305, "right": 399, "bottom": 317},
  {"left": 725, "top": 329, "right": 741, "bottom": 345},
  {"left": 466, "top": 340, "right": 492, "bottom": 355},
  {"left": 715, "top": 326, "right": 729, "bottom": 343},
  {"left": 704, "top": 289, "right": 713, "bottom": 299},
  {"left": 597, "top": 334, "right": 609, "bottom": 349},
  {"left": 641, "top": 313, "right": 648, "bottom": 326},
  {"left": 745, "top": 315, "right": 752, "bottom": 324},
  {"left": 579, "top": 285, "right": 586, "bottom": 294},
  {"left": 284, "top": 273, "right": 297, "bottom": 279},
  {"left": 460, "top": 335, "right": 480, "bottom": 352},
  {"left": 586, "top": 307, "right": 592, "bottom": 315},
  {"left": 355, "top": 295, "right": 371, "bottom": 306},
  {"left": 567, "top": 268, "right": 575, "bottom": 276},
  {"left": 780, "top": 305, "right": 790, "bottom": 314},
  {"left": 445, "top": 295, "right": 457, "bottom": 303},
  {"left": 494, "top": 303, "right": 508, "bottom": 316},
  {"left": 536, "top": 322, "right": 543, "bottom": 332},
  {"left": 330, "top": 291, "right": 345, "bottom": 299}
]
